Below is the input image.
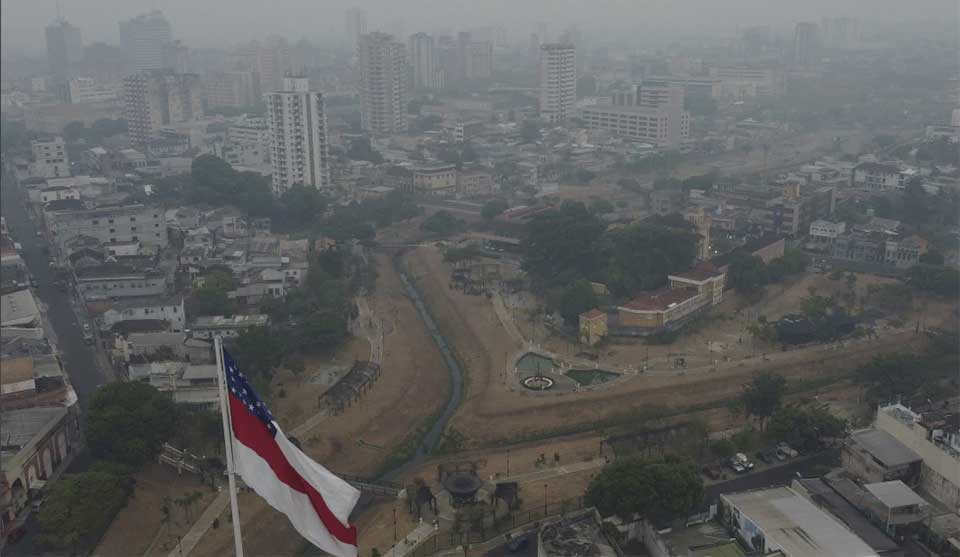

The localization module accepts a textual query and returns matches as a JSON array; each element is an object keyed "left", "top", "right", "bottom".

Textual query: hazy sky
[{"left": 1, "top": 0, "right": 957, "bottom": 53}]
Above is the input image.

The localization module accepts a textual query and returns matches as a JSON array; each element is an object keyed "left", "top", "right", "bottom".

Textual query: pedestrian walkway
[
  {"left": 500, "top": 458, "right": 606, "bottom": 484},
  {"left": 167, "top": 491, "right": 229, "bottom": 557},
  {"left": 382, "top": 522, "right": 436, "bottom": 557}
]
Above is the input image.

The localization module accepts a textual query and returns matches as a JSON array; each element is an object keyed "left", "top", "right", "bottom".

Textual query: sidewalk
[
  {"left": 383, "top": 522, "right": 435, "bottom": 557},
  {"left": 167, "top": 491, "right": 229, "bottom": 557}
]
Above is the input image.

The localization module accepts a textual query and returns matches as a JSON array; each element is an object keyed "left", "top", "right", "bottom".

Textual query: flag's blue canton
[{"left": 223, "top": 349, "right": 277, "bottom": 435}]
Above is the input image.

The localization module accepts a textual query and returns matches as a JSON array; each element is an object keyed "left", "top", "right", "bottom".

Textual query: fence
[{"left": 404, "top": 496, "right": 589, "bottom": 556}]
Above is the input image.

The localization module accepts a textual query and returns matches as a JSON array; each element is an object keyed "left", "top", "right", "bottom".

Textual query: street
[{"left": 1, "top": 170, "right": 109, "bottom": 403}]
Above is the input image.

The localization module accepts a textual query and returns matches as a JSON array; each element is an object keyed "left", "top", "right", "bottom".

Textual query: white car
[{"left": 735, "top": 452, "right": 755, "bottom": 470}]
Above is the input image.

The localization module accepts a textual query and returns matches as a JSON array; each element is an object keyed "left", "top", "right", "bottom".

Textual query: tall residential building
[
  {"left": 119, "top": 11, "right": 173, "bottom": 73},
  {"left": 345, "top": 8, "right": 367, "bottom": 56},
  {"left": 409, "top": 33, "right": 441, "bottom": 90},
  {"left": 359, "top": 33, "right": 407, "bottom": 134},
  {"left": 821, "top": 17, "right": 859, "bottom": 49},
  {"left": 791, "top": 22, "right": 819, "bottom": 68},
  {"left": 122, "top": 71, "right": 204, "bottom": 145},
  {"left": 464, "top": 41, "right": 493, "bottom": 80},
  {"left": 31, "top": 137, "right": 69, "bottom": 178},
  {"left": 539, "top": 43, "right": 576, "bottom": 124},
  {"left": 265, "top": 77, "right": 331, "bottom": 195},
  {"left": 45, "top": 18, "right": 83, "bottom": 101},
  {"left": 205, "top": 71, "right": 260, "bottom": 108},
  {"left": 245, "top": 38, "right": 293, "bottom": 95}
]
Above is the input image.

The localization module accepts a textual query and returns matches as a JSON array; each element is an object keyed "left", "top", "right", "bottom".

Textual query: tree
[
  {"left": 86, "top": 382, "right": 177, "bottom": 467},
  {"left": 768, "top": 404, "right": 846, "bottom": 452},
  {"left": 347, "top": 137, "right": 384, "bottom": 163},
  {"left": 232, "top": 326, "right": 284, "bottom": 376},
  {"left": 906, "top": 264, "right": 959, "bottom": 297},
  {"left": 559, "top": 279, "right": 599, "bottom": 325},
  {"left": 601, "top": 222, "right": 698, "bottom": 296},
  {"left": 276, "top": 184, "right": 328, "bottom": 230},
  {"left": 856, "top": 353, "right": 926, "bottom": 403},
  {"left": 37, "top": 462, "right": 134, "bottom": 553},
  {"left": 727, "top": 253, "right": 769, "bottom": 293},
  {"left": 919, "top": 250, "right": 945, "bottom": 265},
  {"left": 420, "top": 210, "right": 466, "bottom": 237},
  {"left": 589, "top": 198, "right": 615, "bottom": 215},
  {"left": 188, "top": 269, "right": 237, "bottom": 317},
  {"left": 523, "top": 201, "right": 605, "bottom": 288},
  {"left": 586, "top": 456, "right": 703, "bottom": 524},
  {"left": 739, "top": 372, "right": 786, "bottom": 431},
  {"left": 481, "top": 199, "right": 509, "bottom": 221}
]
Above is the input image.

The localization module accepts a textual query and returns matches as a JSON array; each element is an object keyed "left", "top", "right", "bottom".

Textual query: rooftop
[
  {"left": 723, "top": 486, "right": 878, "bottom": 557},
  {"left": 864, "top": 481, "right": 928, "bottom": 509},
  {"left": 0, "top": 356, "right": 34, "bottom": 386},
  {"left": 620, "top": 287, "right": 700, "bottom": 312},
  {"left": 191, "top": 314, "right": 268, "bottom": 328},
  {"left": 0, "top": 406, "right": 67, "bottom": 455},
  {"left": 0, "top": 289, "right": 41, "bottom": 327},
  {"left": 670, "top": 262, "right": 724, "bottom": 282},
  {"left": 849, "top": 428, "right": 920, "bottom": 468}
]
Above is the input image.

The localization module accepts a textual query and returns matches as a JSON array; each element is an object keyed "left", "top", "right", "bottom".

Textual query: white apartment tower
[
  {"left": 539, "top": 43, "right": 576, "bottom": 124},
  {"left": 118, "top": 11, "right": 173, "bottom": 72},
  {"left": 265, "top": 77, "right": 331, "bottom": 196},
  {"left": 409, "top": 33, "right": 441, "bottom": 90},
  {"left": 359, "top": 33, "right": 408, "bottom": 134}
]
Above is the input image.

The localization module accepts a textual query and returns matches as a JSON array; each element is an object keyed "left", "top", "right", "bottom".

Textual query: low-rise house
[
  {"left": 809, "top": 219, "right": 846, "bottom": 248},
  {"left": 720, "top": 486, "right": 879, "bottom": 557},
  {"left": 127, "top": 361, "right": 220, "bottom": 409},
  {"left": 414, "top": 164, "right": 458, "bottom": 197},
  {"left": 668, "top": 263, "right": 725, "bottom": 306},
  {"left": 853, "top": 162, "right": 901, "bottom": 192},
  {"left": 0, "top": 354, "right": 73, "bottom": 411},
  {"left": 92, "top": 295, "right": 186, "bottom": 332},
  {"left": 615, "top": 287, "right": 705, "bottom": 334},
  {"left": 113, "top": 331, "right": 212, "bottom": 363},
  {"left": 843, "top": 428, "right": 922, "bottom": 485},
  {"left": 75, "top": 262, "right": 168, "bottom": 300},
  {"left": 456, "top": 168, "right": 495, "bottom": 197},
  {"left": 1, "top": 289, "right": 42, "bottom": 330},
  {"left": 578, "top": 309, "right": 608, "bottom": 346},
  {"left": 190, "top": 314, "right": 269, "bottom": 339},
  {"left": 0, "top": 405, "right": 82, "bottom": 526},
  {"left": 1, "top": 237, "right": 29, "bottom": 289}
]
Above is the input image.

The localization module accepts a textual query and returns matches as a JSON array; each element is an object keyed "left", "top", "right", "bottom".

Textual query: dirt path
[{"left": 190, "top": 252, "right": 451, "bottom": 557}]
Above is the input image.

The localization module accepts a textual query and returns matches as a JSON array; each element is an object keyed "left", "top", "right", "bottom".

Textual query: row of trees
[
  {"left": 855, "top": 335, "right": 959, "bottom": 405},
  {"left": 727, "top": 249, "right": 809, "bottom": 293}
]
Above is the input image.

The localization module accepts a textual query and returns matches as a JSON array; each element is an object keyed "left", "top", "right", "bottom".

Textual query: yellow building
[{"left": 578, "top": 308, "right": 608, "bottom": 346}]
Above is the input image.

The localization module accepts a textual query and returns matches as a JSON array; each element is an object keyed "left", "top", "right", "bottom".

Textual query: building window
[
  {"left": 109, "top": 228, "right": 116, "bottom": 233},
  {"left": 130, "top": 217, "right": 136, "bottom": 222},
  {"left": 108, "top": 219, "right": 114, "bottom": 224},
  {"left": 92, "top": 220, "right": 99, "bottom": 225}
]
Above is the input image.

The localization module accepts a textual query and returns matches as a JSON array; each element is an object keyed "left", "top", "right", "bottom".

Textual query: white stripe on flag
[{"left": 233, "top": 433, "right": 360, "bottom": 557}]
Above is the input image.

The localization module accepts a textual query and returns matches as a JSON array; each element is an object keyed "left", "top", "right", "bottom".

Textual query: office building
[
  {"left": 45, "top": 18, "right": 83, "bottom": 102},
  {"left": 225, "top": 116, "right": 271, "bottom": 168},
  {"left": 122, "top": 71, "right": 204, "bottom": 145},
  {"left": 708, "top": 66, "right": 783, "bottom": 99},
  {"left": 67, "top": 78, "right": 119, "bottom": 104},
  {"left": 792, "top": 22, "right": 819, "bottom": 68},
  {"left": 265, "top": 77, "right": 331, "bottom": 195},
  {"left": 359, "top": 32, "right": 407, "bottom": 134},
  {"left": 119, "top": 11, "right": 173, "bottom": 73},
  {"left": 539, "top": 43, "right": 576, "bottom": 124},
  {"left": 205, "top": 71, "right": 260, "bottom": 109},
  {"left": 232, "top": 39, "right": 291, "bottom": 95},
  {"left": 821, "top": 17, "right": 859, "bottom": 49},
  {"left": 345, "top": 8, "right": 367, "bottom": 56},
  {"left": 409, "top": 33, "right": 441, "bottom": 90},
  {"left": 578, "top": 81, "right": 690, "bottom": 147}
]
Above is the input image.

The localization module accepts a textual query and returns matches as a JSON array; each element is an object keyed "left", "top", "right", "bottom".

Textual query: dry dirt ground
[
  {"left": 190, "top": 251, "right": 451, "bottom": 557},
  {"left": 404, "top": 246, "right": 938, "bottom": 449},
  {"left": 94, "top": 462, "right": 217, "bottom": 556}
]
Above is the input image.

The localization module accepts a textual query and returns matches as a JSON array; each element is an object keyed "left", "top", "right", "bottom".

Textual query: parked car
[
  {"left": 777, "top": 443, "right": 799, "bottom": 459},
  {"left": 702, "top": 465, "right": 722, "bottom": 480},
  {"left": 727, "top": 458, "right": 746, "bottom": 474},
  {"left": 735, "top": 452, "right": 755, "bottom": 470},
  {"left": 756, "top": 448, "right": 779, "bottom": 464}
]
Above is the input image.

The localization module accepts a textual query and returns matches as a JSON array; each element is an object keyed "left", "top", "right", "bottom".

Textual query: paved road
[{"left": 1, "top": 171, "right": 109, "bottom": 402}]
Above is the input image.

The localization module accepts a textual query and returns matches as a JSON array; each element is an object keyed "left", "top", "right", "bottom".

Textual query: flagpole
[{"left": 215, "top": 335, "right": 245, "bottom": 557}]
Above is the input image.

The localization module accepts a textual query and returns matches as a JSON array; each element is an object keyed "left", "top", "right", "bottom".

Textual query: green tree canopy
[
  {"left": 420, "top": 210, "right": 466, "bottom": 237},
  {"left": 86, "top": 382, "right": 177, "bottom": 467},
  {"left": 768, "top": 403, "right": 846, "bottom": 452},
  {"left": 906, "top": 264, "right": 959, "bottom": 297},
  {"left": 739, "top": 371, "right": 787, "bottom": 430},
  {"left": 559, "top": 279, "right": 599, "bottom": 325},
  {"left": 523, "top": 201, "right": 605, "bottom": 287},
  {"left": 586, "top": 456, "right": 703, "bottom": 524},
  {"left": 728, "top": 253, "right": 769, "bottom": 293},
  {"left": 37, "top": 462, "right": 135, "bottom": 553},
  {"left": 481, "top": 199, "right": 509, "bottom": 221},
  {"left": 601, "top": 222, "right": 698, "bottom": 295}
]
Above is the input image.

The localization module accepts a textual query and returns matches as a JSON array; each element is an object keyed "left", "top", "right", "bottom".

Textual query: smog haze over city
[{"left": 0, "top": 0, "right": 958, "bottom": 556}]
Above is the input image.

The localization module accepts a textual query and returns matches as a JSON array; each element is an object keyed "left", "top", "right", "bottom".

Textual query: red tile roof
[
  {"left": 670, "top": 262, "right": 724, "bottom": 282},
  {"left": 620, "top": 287, "right": 700, "bottom": 312},
  {"left": 580, "top": 308, "right": 606, "bottom": 320}
]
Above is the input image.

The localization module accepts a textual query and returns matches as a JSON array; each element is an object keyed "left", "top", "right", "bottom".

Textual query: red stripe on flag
[{"left": 229, "top": 394, "right": 358, "bottom": 547}]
